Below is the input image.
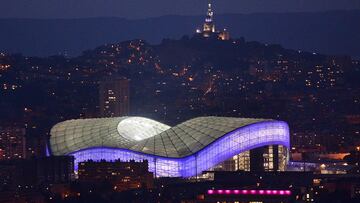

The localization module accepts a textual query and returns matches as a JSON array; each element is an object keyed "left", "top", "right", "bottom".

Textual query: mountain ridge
[{"left": 0, "top": 10, "right": 359, "bottom": 58}]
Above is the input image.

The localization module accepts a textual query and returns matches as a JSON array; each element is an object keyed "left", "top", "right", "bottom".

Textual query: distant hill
[{"left": 0, "top": 10, "right": 359, "bottom": 58}]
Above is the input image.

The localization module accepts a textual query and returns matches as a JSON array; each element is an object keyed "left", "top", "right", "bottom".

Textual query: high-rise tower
[{"left": 99, "top": 78, "right": 130, "bottom": 117}]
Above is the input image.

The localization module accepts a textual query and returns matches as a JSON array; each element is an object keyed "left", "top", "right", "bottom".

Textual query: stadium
[{"left": 49, "top": 117, "right": 290, "bottom": 177}]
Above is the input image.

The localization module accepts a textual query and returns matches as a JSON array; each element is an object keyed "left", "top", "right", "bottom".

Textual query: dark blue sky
[{"left": 1, "top": 0, "right": 359, "bottom": 19}]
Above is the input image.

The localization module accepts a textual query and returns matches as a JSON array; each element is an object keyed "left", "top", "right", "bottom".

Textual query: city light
[{"left": 207, "top": 189, "right": 292, "bottom": 196}]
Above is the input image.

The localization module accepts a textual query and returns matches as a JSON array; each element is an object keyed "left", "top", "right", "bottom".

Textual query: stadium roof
[{"left": 50, "top": 116, "right": 270, "bottom": 158}]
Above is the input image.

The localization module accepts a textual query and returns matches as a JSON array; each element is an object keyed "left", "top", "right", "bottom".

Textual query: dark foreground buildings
[
  {"left": 158, "top": 171, "right": 360, "bottom": 203},
  {"left": 0, "top": 156, "right": 74, "bottom": 203},
  {"left": 0, "top": 124, "right": 26, "bottom": 160},
  {"left": 0, "top": 156, "right": 74, "bottom": 189},
  {"left": 2, "top": 157, "right": 345, "bottom": 203},
  {"left": 78, "top": 159, "right": 153, "bottom": 191}
]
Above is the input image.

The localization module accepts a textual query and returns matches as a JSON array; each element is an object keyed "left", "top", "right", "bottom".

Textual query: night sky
[{"left": 0, "top": 0, "right": 359, "bottom": 19}]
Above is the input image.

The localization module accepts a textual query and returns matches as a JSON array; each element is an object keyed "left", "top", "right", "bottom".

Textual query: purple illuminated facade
[{"left": 49, "top": 117, "right": 290, "bottom": 177}]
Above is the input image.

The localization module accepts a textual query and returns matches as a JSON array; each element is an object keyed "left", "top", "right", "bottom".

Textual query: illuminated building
[
  {"left": 78, "top": 159, "right": 153, "bottom": 191},
  {"left": 195, "top": 2, "right": 230, "bottom": 40},
  {"left": 218, "top": 29, "right": 230, "bottom": 40},
  {"left": 99, "top": 78, "right": 130, "bottom": 117},
  {"left": 49, "top": 116, "right": 290, "bottom": 177},
  {"left": 202, "top": 3, "right": 216, "bottom": 37},
  {"left": 0, "top": 124, "right": 26, "bottom": 160}
]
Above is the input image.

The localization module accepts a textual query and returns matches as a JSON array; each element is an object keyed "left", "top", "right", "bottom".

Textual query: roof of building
[{"left": 50, "top": 116, "right": 275, "bottom": 158}]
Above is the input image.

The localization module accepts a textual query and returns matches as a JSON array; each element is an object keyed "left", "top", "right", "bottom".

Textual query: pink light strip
[{"left": 207, "top": 189, "right": 291, "bottom": 196}]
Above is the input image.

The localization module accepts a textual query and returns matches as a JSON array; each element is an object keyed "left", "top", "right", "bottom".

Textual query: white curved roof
[
  {"left": 50, "top": 116, "right": 270, "bottom": 158},
  {"left": 117, "top": 117, "right": 170, "bottom": 141}
]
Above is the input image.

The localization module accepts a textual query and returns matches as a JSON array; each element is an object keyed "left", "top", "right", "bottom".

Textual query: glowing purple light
[
  {"left": 207, "top": 189, "right": 292, "bottom": 196},
  {"left": 66, "top": 121, "right": 289, "bottom": 177}
]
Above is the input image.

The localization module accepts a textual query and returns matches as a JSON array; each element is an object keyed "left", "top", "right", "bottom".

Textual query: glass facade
[
  {"left": 211, "top": 145, "right": 287, "bottom": 172},
  {"left": 234, "top": 151, "right": 250, "bottom": 171}
]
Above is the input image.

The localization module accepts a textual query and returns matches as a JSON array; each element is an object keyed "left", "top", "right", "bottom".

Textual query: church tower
[
  {"left": 195, "top": 1, "right": 230, "bottom": 40},
  {"left": 203, "top": 3, "right": 216, "bottom": 36}
]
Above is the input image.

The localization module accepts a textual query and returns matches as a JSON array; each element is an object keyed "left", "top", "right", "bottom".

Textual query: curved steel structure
[{"left": 49, "top": 117, "right": 289, "bottom": 177}]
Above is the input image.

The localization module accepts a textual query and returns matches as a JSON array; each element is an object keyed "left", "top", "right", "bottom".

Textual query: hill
[{"left": 0, "top": 10, "right": 359, "bottom": 58}]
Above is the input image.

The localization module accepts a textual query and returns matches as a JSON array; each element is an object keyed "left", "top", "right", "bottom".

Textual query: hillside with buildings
[
  {"left": 1, "top": 34, "right": 359, "bottom": 154},
  {"left": 0, "top": 10, "right": 359, "bottom": 58}
]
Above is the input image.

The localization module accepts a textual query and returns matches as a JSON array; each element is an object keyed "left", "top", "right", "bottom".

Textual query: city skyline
[{"left": 0, "top": 1, "right": 359, "bottom": 202}]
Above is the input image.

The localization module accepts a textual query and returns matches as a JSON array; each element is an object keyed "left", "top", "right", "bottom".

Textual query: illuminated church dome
[
  {"left": 49, "top": 116, "right": 290, "bottom": 177},
  {"left": 195, "top": 2, "right": 230, "bottom": 40}
]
